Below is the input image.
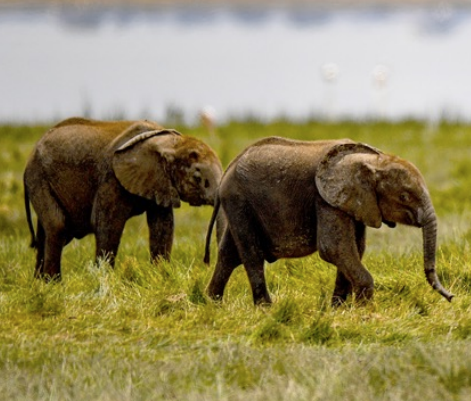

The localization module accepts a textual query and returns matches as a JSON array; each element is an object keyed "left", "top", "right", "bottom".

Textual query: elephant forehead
[
  {"left": 178, "top": 137, "right": 214, "bottom": 154},
  {"left": 383, "top": 157, "right": 425, "bottom": 183}
]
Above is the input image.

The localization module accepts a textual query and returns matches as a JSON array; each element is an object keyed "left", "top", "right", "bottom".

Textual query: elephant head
[
  {"left": 112, "top": 129, "right": 222, "bottom": 208},
  {"left": 316, "top": 142, "right": 453, "bottom": 302}
]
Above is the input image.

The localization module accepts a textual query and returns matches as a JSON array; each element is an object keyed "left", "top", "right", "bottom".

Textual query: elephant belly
[
  {"left": 251, "top": 191, "right": 319, "bottom": 261},
  {"left": 268, "top": 231, "right": 318, "bottom": 260},
  {"left": 259, "top": 214, "right": 318, "bottom": 260}
]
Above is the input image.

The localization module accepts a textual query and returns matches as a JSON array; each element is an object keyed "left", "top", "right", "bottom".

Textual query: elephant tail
[
  {"left": 204, "top": 193, "right": 220, "bottom": 265},
  {"left": 24, "top": 180, "right": 37, "bottom": 249}
]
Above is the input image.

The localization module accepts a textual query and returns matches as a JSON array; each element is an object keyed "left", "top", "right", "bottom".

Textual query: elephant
[
  {"left": 24, "top": 117, "right": 222, "bottom": 280},
  {"left": 204, "top": 136, "right": 454, "bottom": 306}
]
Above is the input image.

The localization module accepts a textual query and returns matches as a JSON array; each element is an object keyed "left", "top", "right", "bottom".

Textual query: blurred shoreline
[
  {"left": 2, "top": 0, "right": 471, "bottom": 123},
  {"left": 2, "top": 0, "right": 471, "bottom": 8}
]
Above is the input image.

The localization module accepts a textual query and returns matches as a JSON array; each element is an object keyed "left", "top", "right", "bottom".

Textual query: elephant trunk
[{"left": 422, "top": 204, "right": 454, "bottom": 302}]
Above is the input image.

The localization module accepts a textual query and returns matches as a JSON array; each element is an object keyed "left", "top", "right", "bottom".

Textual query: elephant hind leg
[
  {"left": 227, "top": 222, "right": 271, "bottom": 305},
  {"left": 33, "top": 221, "right": 46, "bottom": 278},
  {"left": 42, "top": 231, "right": 66, "bottom": 281},
  {"left": 29, "top": 188, "right": 68, "bottom": 281},
  {"left": 207, "top": 229, "right": 241, "bottom": 302},
  {"left": 210, "top": 195, "right": 271, "bottom": 305}
]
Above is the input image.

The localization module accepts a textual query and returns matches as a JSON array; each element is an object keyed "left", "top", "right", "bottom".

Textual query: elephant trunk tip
[
  {"left": 437, "top": 287, "right": 454, "bottom": 302},
  {"left": 426, "top": 270, "right": 454, "bottom": 302}
]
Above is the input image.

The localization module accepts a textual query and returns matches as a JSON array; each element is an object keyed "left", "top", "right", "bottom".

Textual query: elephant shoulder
[
  {"left": 52, "top": 117, "right": 96, "bottom": 129},
  {"left": 249, "top": 136, "right": 295, "bottom": 147}
]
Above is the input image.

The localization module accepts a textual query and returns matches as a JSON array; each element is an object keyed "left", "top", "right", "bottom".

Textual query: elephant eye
[
  {"left": 205, "top": 179, "right": 210, "bottom": 188},
  {"left": 189, "top": 151, "right": 199, "bottom": 162},
  {"left": 399, "top": 192, "right": 410, "bottom": 203},
  {"left": 193, "top": 170, "right": 202, "bottom": 184}
]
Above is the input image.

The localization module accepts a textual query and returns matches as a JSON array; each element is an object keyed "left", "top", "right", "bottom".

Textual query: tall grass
[{"left": 1, "top": 119, "right": 471, "bottom": 399}]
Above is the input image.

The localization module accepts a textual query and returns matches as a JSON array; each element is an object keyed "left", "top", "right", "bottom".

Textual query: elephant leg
[
  {"left": 318, "top": 207, "right": 374, "bottom": 303},
  {"left": 207, "top": 229, "right": 241, "bottom": 301},
  {"left": 42, "top": 230, "right": 65, "bottom": 280},
  {"left": 224, "top": 204, "right": 271, "bottom": 305},
  {"left": 33, "top": 221, "right": 46, "bottom": 278},
  {"left": 29, "top": 185, "right": 67, "bottom": 281},
  {"left": 95, "top": 223, "right": 125, "bottom": 267},
  {"left": 146, "top": 206, "right": 174, "bottom": 262},
  {"left": 355, "top": 222, "right": 366, "bottom": 259},
  {"left": 93, "top": 192, "right": 133, "bottom": 267},
  {"left": 330, "top": 222, "right": 365, "bottom": 306},
  {"left": 331, "top": 270, "right": 353, "bottom": 306},
  {"left": 244, "top": 259, "right": 271, "bottom": 305}
]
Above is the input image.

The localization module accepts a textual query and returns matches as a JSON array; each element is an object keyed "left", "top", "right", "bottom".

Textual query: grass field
[{"left": 1, "top": 119, "right": 471, "bottom": 400}]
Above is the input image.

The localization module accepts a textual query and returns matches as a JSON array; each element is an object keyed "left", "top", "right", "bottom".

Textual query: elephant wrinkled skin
[
  {"left": 204, "top": 136, "right": 453, "bottom": 306},
  {"left": 24, "top": 117, "right": 222, "bottom": 280}
]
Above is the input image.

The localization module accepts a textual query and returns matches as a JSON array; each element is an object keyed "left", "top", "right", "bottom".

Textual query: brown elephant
[
  {"left": 204, "top": 137, "right": 453, "bottom": 306},
  {"left": 24, "top": 117, "right": 222, "bottom": 280}
]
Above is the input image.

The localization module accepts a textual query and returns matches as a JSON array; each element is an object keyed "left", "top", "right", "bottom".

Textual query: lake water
[{"left": 1, "top": 4, "right": 471, "bottom": 124}]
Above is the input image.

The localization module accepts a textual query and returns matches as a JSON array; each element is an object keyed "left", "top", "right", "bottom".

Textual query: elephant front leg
[
  {"left": 147, "top": 206, "right": 174, "bottom": 262},
  {"left": 93, "top": 191, "right": 135, "bottom": 267},
  {"left": 95, "top": 226, "right": 124, "bottom": 267},
  {"left": 331, "top": 222, "right": 367, "bottom": 306},
  {"left": 317, "top": 206, "right": 374, "bottom": 304},
  {"left": 94, "top": 212, "right": 127, "bottom": 267},
  {"left": 331, "top": 270, "right": 353, "bottom": 306}
]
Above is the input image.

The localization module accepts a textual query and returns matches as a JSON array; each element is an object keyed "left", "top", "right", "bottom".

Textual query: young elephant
[
  {"left": 204, "top": 137, "right": 453, "bottom": 306},
  {"left": 24, "top": 117, "right": 222, "bottom": 280}
]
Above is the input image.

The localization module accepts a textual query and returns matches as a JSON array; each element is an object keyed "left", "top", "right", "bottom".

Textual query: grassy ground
[{"left": 1, "top": 119, "right": 471, "bottom": 400}]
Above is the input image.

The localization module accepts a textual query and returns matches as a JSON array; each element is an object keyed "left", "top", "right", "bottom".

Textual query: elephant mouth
[
  {"left": 188, "top": 198, "right": 209, "bottom": 207},
  {"left": 383, "top": 220, "right": 396, "bottom": 228}
]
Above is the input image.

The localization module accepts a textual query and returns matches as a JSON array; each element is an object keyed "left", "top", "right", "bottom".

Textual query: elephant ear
[
  {"left": 315, "top": 142, "right": 383, "bottom": 228},
  {"left": 112, "top": 129, "right": 182, "bottom": 208}
]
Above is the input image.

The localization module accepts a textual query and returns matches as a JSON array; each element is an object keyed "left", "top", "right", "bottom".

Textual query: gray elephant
[
  {"left": 204, "top": 137, "right": 453, "bottom": 306},
  {"left": 24, "top": 117, "right": 222, "bottom": 280}
]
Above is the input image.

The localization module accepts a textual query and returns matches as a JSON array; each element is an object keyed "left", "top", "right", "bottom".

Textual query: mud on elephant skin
[
  {"left": 204, "top": 136, "right": 453, "bottom": 306},
  {"left": 24, "top": 117, "right": 223, "bottom": 280}
]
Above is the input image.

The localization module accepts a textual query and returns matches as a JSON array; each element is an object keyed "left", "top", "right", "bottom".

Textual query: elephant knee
[{"left": 318, "top": 241, "right": 343, "bottom": 266}]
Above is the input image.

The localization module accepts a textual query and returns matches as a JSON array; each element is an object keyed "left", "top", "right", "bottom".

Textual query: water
[{"left": 1, "top": 4, "right": 471, "bottom": 124}]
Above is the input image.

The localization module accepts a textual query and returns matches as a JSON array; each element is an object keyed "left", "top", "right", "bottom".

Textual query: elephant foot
[
  {"left": 331, "top": 294, "right": 348, "bottom": 307},
  {"left": 207, "top": 290, "right": 224, "bottom": 303},
  {"left": 35, "top": 272, "right": 61, "bottom": 283},
  {"left": 354, "top": 286, "right": 374, "bottom": 304},
  {"left": 253, "top": 293, "right": 272, "bottom": 306}
]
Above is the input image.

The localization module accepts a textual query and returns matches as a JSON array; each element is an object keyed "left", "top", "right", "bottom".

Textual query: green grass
[{"left": 2, "top": 119, "right": 471, "bottom": 399}]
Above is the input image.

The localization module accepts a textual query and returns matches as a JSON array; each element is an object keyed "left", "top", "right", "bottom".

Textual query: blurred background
[{"left": 1, "top": 0, "right": 470, "bottom": 125}]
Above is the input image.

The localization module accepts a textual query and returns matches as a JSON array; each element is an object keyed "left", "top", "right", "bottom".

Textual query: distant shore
[{"left": 2, "top": 0, "right": 471, "bottom": 8}]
